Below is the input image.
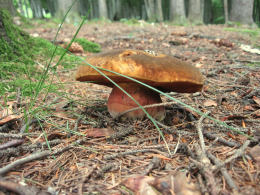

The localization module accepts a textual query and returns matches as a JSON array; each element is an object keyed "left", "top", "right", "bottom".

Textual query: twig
[
  {"left": 0, "top": 145, "right": 72, "bottom": 176},
  {"left": 95, "top": 163, "right": 119, "bottom": 178},
  {"left": 0, "top": 139, "right": 24, "bottom": 150},
  {"left": 203, "top": 131, "right": 241, "bottom": 148},
  {"left": 104, "top": 149, "right": 167, "bottom": 160},
  {"left": 78, "top": 165, "right": 97, "bottom": 195},
  {"left": 0, "top": 133, "right": 24, "bottom": 139},
  {"left": 0, "top": 139, "right": 63, "bottom": 157},
  {"left": 143, "top": 157, "right": 161, "bottom": 175},
  {"left": 107, "top": 127, "right": 133, "bottom": 140},
  {"left": 172, "top": 135, "right": 181, "bottom": 155},
  {"left": 213, "top": 140, "right": 250, "bottom": 171},
  {"left": 197, "top": 111, "right": 210, "bottom": 154},
  {"left": 193, "top": 111, "right": 219, "bottom": 195},
  {"left": 207, "top": 152, "right": 238, "bottom": 192},
  {"left": 0, "top": 177, "right": 48, "bottom": 195}
]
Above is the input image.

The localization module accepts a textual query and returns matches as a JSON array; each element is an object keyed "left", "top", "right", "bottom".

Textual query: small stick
[
  {"left": 203, "top": 131, "right": 241, "bottom": 148},
  {"left": 213, "top": 140, "right": 250, "bottom": 171},
  {"left": 0, "top": 139, "right": 63, "bottom": 157},
  {"left": 197, "top": 111, "right": 210, "bottom": 154},
  {"left": 0, "top": 145, "right": 72, "bottom": 176},
  {"left": 143, "top": 157, "right": 161, "bottom": 175},
  {"left": 207, "top": 152, "right": 238, "bottom": 192},
  {"left": 104, "top": 148, "right": 167, "bottom": 160},
  {"left": 78, "top": 165, "right": 97, "bottom": 195},
  {"left": 0, "top": 133, "right": 24, "bottom": 139},
  {"left": 95, "top": 163, "right": 118, "bottom": 178},
  {"left": 0, "top": 139, "right": 24, "bottom": 150}
]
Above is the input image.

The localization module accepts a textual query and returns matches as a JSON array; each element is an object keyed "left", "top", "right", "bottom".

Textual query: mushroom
[{"left": 76, "top": 49, "right": 204, "bottom": 120}]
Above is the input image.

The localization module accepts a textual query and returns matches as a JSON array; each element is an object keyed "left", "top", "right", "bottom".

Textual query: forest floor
[{"left": 1, "top": 20, "right": 260, "bottom": 195}]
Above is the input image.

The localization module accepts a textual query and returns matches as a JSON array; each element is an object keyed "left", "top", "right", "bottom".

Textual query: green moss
[
  {"left": 0, "top": 10, "right": 81, "bottom": 99},
  {"left": 224, "top": 28, "right": 260, "bottom": 37},
  {"left": 74, "top": 38, "right": 101, "bottom": 53},
  {"left": 0, "top": 9, "right": 34, "bottom": 62}
]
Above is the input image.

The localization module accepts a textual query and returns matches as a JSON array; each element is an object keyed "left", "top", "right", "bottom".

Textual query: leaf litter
[{"left": 0, "top": 22, "right": 260, "bottom": 194}]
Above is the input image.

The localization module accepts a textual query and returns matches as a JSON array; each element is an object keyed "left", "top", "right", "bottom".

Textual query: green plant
[{"left": 74, "top": 38, "right": 101, "bottom": 53}]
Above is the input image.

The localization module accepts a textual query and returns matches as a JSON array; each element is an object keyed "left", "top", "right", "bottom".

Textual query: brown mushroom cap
[{"left": 75, "top": 49, "right": 204, "bottom": 93}]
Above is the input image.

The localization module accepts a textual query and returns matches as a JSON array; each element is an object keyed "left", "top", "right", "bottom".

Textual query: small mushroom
[{"left": 76, "top": 49, "right": 204, "bottom": 120}]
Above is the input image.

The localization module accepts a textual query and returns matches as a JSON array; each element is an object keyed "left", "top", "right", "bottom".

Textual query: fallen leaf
[
  {"left": 153, "top": 172, "right": 201, "bottom": 195},
  {"left": 122, "top": 175, "right": 158, "bottom": 195},
  {"left": 85, "top": 128, "right": 115, "bottom": 138},
  {"left": 122, "top": 172, "right": 201, "bottom": 195},
  {"left": 203, "top": 99, "right": 217, "bottom": 107},
  {"left": 171, "top": 30, "right": 187, "bottom": 36},
  {"left": 0, "top": 114, "right": 23, "bottom": 125}
]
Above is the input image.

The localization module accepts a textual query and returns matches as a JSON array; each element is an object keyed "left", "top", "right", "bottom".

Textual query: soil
[{"left": 0, "top": 21, "right": 260, "bottom": 194}]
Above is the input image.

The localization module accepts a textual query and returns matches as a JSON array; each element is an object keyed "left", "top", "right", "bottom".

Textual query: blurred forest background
[{"left": 1, "top": 0, "right": 260, "bottom": 26}]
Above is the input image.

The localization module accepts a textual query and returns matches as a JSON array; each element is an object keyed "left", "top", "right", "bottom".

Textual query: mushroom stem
[{"left": 107, "top": 83, "right": 165, "bottom": 120}]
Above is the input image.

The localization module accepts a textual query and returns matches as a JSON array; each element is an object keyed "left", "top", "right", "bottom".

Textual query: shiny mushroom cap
[{"left": 75, "top": 49, "right": 204, "bottom": 93}]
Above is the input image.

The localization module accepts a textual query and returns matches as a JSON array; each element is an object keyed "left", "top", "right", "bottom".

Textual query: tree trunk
[
  {"left": 144, "top": 0, "right": 163, "bottom": 22},
  {"left": 0, "top": 9, "right": 31, "bottom": 61},
  {"left": 18, "top": 0, "right": 25, "bottom": 16},
  {"left": 46, "top": 0, "right": 56, "bottom": 17},
  {"left": 155, "top": 0, "right": 163, "bottom": 22},
  {"left": 169, "top": 0, "right": 186, "bottom": 23},
  {"left": 55, "top": 0, "right": 80, "bottom": 23},
  {"left": 29, "top": 0, "right": 43, "bottom": 18},
  {"left": 98, "top": 0, "right": 108, "bottom": 19},
  {"left": 203, "top": 0, "right": 212, "bottom": 24},
  {"left": 188, "top": 0, "right": 204, "bottom": 24},
  {"left": 223, "top": 0, "right": 228, "bottom": 23},
  {"left": 229, "top": 0, "right": 254, "bottom": 25},
  {"left": 0, "top": 0, "right": 16, "bottom": 16}
]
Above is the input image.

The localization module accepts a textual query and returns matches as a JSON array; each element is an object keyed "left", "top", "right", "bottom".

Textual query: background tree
[
  {"left": 144, "top": 0, "right": 163, "bottom": 22},
  {"left": 98, "top": 0, "right": 108, "bottom": 19},
  {"left": 229, "top": 0, "right": 255, "bottom": 25},
  {"left": 169, "top": 0, "right": 186, "bottom": 24},
  {"left": 0, "top": 0, "right": 16, "bottom": 15},
  {"left": 29, "top": 0, "right": 43, "bottom": 18},
  {"left": 55, "top": 0, "right": 80, "bottom": 23},
  {"left": 188, "top": 0, "right": 204, "bottom": 23}
]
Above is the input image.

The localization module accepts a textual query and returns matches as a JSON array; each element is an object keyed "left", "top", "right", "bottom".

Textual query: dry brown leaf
[
  {"left": 122, "top": 172, "right": 201, "bottom": 195},
  {"left": 122, "top": 175, "right": 159, "bottom": 195},
  {"left": 0, "top": 114, "right": 23, "bottom": 125},
  {"left": 171, "top": 30, "right": 187, "bottom": 36},
  {"left": 203, "top": 99, "right": 217, "bottom": 107},
  {"left": 63, "top": 42, "right": 84, "bottom": 53},
  {"left": 85, "top": 128, "right": 115, "bottom": 138}
]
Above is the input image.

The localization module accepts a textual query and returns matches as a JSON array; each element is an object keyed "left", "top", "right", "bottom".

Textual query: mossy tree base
[{"left": 0, "top": 9, "right": 32, "bottom": 62}]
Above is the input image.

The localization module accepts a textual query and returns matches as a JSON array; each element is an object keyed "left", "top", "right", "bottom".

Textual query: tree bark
[
  {"left": 55, "top": 0, "right": 80, "bottom": 23},
  {"left": 223, "top": 0, "right": 228, "bottom": 23},
  {"left": 229, "top": 0, "right": 255, "bottom": 25},
  {"left": 98, "top": 0, "right": 108, "bottom": 19},
  {"left": 188, "top": 0, "right": 204, "bottom": 24},
  {"left": 29, "top": 0, "right": 43, "bottom": 18},
  {"left": 144, "top": 0, "right": 163, "bottom": 22},
  {"left": 155, "top": 0, "right": 163, "bottom": 22},
  {"left": 169, "top": 0, "right": 186, "bottom": 23},
  {"left": 0, "top": 0, "right": 16, "bottom": 16}
]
